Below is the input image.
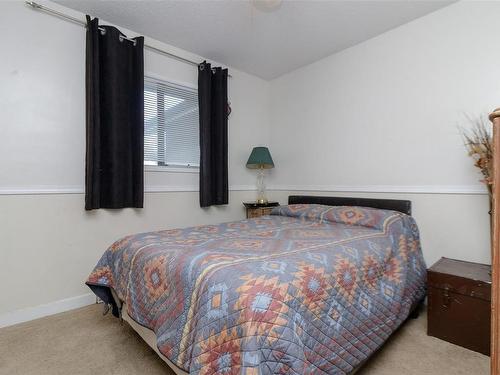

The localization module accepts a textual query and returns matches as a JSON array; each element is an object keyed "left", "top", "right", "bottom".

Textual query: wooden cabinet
[
  {"left": 427, "top": 257, "right": 491, "bottom": 355},
  {"left": 243, "top": 202, "right": 279, "bottom": 219}
]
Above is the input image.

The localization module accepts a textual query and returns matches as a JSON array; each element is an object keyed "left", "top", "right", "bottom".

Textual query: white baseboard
[{"left": 0, "top": 293, "right": 95, "bottom": 329}]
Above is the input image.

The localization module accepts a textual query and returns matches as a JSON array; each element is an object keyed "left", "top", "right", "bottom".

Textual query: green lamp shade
[{"left": 246, "top": 147, "right": 274, "bottom": 169}]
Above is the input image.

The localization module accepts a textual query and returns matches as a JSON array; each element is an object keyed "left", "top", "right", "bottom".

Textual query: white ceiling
[{"left": 56, "top": 0, "right": 454, "bottom": 80}]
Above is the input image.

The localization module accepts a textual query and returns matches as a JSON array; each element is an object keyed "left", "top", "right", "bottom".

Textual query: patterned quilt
[{"left": 87, "top": 204, "right": 426, "bottom": 374}]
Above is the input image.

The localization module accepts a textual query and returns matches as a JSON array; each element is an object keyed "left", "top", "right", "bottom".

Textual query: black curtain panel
[
  {"left": 198, "top": 61, "right": 229, "bottom": 208},
  {"left": 85, "top": 16, "right": 144, "bottom": 210}
]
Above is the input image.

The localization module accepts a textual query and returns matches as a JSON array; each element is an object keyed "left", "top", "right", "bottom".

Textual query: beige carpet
[{"left": 0, "top": 304, "right": 489, "bottom": 375}]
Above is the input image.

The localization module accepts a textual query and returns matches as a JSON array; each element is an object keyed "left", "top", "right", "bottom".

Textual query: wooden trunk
[{"left": 427, "top": 257, "right": 491, "bottom": 356}]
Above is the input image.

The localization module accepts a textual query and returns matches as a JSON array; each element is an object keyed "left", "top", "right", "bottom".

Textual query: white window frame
[
  {"left": 144, "top": 164, "right": 198, "bottom": 174},
  {"left": 144, "top": 73, "right": 200, "bottom": 174}
]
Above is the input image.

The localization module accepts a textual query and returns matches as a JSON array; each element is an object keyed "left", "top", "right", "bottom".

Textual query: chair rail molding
[
  {"left": 267, "top": 184, "right": 488, "bottom": 195},
  {"left": 0, "top": 184, "right": 488, "bottom": 196},
  {"left": 0, "top": 185, "right": 256, "bottom": 195}
]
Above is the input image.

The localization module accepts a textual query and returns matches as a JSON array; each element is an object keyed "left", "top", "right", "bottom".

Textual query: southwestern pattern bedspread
[{"left": 87, "top": 204, "right": 426, "bottom": 374}]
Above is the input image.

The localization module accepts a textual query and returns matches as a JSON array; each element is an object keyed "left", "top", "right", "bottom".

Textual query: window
[{"left": 144, "top": 77, "right": 200, "bottom": 169}]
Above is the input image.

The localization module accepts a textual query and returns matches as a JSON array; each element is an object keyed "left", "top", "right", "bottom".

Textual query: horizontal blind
[{"left": 144, "top": 77, "right": 200, "bottom": 167}]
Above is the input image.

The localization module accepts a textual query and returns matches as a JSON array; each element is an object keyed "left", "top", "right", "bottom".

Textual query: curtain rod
[{"left": 25, "top": 1, "right": 231, "bottom": 77}]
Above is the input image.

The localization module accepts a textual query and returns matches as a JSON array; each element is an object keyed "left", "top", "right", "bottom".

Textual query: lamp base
[{"left": 256, "top": 197, "right": 268, "bottom": 205}]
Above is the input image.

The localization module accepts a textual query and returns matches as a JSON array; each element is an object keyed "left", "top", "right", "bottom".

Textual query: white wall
[
  {"left": 268, "top": 1, "right": 497, "bottom": 265},
  {"left": 0, "top": 0, "right": 270, "bottom": 193},
  {"left": 0, "top": 0, "right": 269, "bottom": 319}
]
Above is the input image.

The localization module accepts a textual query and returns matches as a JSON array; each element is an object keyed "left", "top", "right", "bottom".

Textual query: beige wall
[
  {"left": 267, "top": 190, "right": 491, "bottom": 267},
  {"left": 1, "top": 189, "right": 490, "bottom": 317},
  {"left": 0, "top": 191, "right": 258, "bottom": 316}
]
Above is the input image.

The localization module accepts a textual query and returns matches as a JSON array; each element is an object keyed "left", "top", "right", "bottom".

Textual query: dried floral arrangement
[
  {"left": 461, "top": 118, "right": 493, "bottom": 198},
  {"left": 462, "top": 118, "right": 494, "bottom": 263}
]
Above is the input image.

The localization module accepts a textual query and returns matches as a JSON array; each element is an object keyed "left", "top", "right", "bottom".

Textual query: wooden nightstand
[
  {"left": 243, "top": 202, "right": 279, "bottom": 219},
  {"left": 427, "top": 257, "right": 491, "bottom": 355}
]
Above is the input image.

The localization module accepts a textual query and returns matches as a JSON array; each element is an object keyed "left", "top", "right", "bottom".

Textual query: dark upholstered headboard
[{"left": 288, "top": 195, "right": 412, "bottom": 216}]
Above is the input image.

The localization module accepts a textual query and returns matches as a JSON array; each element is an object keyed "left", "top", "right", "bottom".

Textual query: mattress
[
  {"left": 120, "top": 301, "right": 188, "bottom": 375},
  {"left": 120, "top": 300, "right": 371, "bottom": 375},
  {"left": 87, "top": 204, "right": 426, "bottom": 374}
]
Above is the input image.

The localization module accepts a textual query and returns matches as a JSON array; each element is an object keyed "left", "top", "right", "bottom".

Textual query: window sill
[{"left": 145, "top": 165, "right": 199, "bottom": 174}]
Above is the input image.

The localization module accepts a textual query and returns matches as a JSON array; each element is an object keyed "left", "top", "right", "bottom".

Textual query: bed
[{"left": 86, "top": 195, "right": 426, "bottom": 374}]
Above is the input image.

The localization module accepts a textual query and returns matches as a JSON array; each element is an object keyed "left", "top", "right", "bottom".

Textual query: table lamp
[{"left": 246, "top": 146, "right": 274, "bottom": 204}]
